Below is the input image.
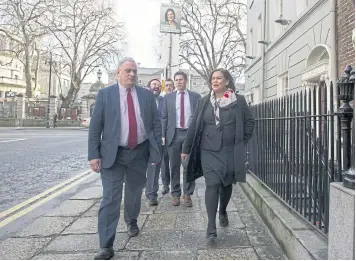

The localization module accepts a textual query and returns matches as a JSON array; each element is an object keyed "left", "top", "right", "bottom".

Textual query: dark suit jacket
[
  {"left": 162, "top": 90, "right": 201, "bottom": 146},
  {"left": 157, "top": 96, "right": 164, "bottom": 118},
  {"left": 88, "top": 84, "right": 162, "bottom": 168},
  {"left": 182, "top": 93, "right": 255, "bottom": 183}
]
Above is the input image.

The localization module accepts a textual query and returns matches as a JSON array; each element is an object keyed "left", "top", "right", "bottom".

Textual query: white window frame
[{"left": 277, "top": 72, "right": 289, "bottom": 97}]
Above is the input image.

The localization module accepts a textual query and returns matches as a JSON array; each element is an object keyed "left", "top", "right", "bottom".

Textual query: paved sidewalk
[{"left": 0, "top": 177, "right": 286, "bottom": 260}]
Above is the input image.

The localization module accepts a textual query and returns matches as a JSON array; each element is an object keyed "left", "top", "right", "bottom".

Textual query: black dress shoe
[
  {"left": 219, "top": 212, "right": 229, "bottom": 227},
  {"left": 207, "top": 232, "right": 217, "bottom": 239},
  {"left": 94, "top": 248, "right": 114, "bottom": 260},
  {"left": 127, "top": 224, "right": 139, "bottom": 237},
  {"left": 148, "top": 199, "right": 158, "bottom": 206},
  {"left": 162, "top": 185, "right": 169, "bottom": 195}
]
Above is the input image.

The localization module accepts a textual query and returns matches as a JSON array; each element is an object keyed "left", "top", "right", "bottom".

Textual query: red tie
[
  {"left": 180, "top": 92, "right": 185, "bottom": 128},
  {"left": 127, "top": 88, "right": 137, "bottom": 149}
]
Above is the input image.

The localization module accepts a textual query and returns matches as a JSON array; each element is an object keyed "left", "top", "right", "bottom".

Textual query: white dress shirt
[
  {"left": 118, "top": 84, "right": 147, "bottom": 147},
  {"left": 175, "top": 89, "right": 192, "bottom": 129}
]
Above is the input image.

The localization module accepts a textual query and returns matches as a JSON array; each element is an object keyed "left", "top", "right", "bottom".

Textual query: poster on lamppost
[{"left": 160, "top": 3, "right": 181, "bottom": 34}]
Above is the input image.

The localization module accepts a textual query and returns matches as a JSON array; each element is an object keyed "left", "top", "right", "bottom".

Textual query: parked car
[{"left": 81, "top": 117, "right": 91, "bottom": 128}]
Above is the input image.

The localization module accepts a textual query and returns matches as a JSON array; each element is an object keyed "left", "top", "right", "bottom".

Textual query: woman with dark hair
[
  {"left": 161, "top": 8, "right": 180, "bottom": 32},
  {"left": 181, "top": 68, "right": 255, "bottom": 239}
]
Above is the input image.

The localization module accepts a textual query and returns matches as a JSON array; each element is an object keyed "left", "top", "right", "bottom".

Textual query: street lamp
[
  {"left": 336, "top": 65, "right": 355, "bottom": 189},
  {"left": 97, "top": 69, "right": 102, "bottom": 82},
  {"left": 44, "top": 52, "right": 57, "bottom": 128}
]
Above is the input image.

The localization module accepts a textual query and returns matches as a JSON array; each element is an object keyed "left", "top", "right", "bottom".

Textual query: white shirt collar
[{"left": 118, "top": 82, "right": 135, "bottom": 92}]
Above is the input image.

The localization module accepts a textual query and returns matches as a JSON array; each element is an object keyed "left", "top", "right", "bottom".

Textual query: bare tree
[
  {"left": 0, "top": 0, "right": 50, "bottom": 97},
  {"left": 177, "top": 0, "right": 247, "bottom": 83},
  {"left": 43, "top": 0, "right": 125, "bottom": 108}
]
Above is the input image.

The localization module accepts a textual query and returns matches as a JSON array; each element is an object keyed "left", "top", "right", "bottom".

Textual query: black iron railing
[{"left": 246, "top": 69, "right": 355, "bottom": 234}]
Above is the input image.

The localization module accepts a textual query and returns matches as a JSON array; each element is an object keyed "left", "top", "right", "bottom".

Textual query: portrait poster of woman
[{"left": 160, "top": 4, "right": 181, "bottom": 34}]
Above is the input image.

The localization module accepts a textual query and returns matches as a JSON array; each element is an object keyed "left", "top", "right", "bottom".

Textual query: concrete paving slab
[
  {"left": 62, "top": 214, "right": 147, "bottom": 234},
  {"left": 155, "top": 198, "right": 201, "bottom": 213},
  {"left": 70, "top": 186, "right": 103, "bottom": 200},
  {"left": 139, "top": 250, "right": 196, "bottom": 260},
  {"left": 13, "top": 217, "right": 75, "bottom": 237},
  {"left": 126, "top": 230, "right": 181, "bottom": 250},
  {"left": 62, "top": 216, "right": 97, "bottom": 234},
  {"left": 43, "top": 233, "right": 127, "bottom": 252},
  {"left": 44, "top": 200, "right": 97, "bottom": 217},
  {"left": 82, "top": 202, "right": 100, "bottom": 217},
  {"left": 143, "top": 213, "right": 176, "bottom": 231},
  {"left": 254, "top": 244, "right": 286, "bottom": 260},
  {"left": 175, "top": 212, "right": 206, "bottom": 231},
  {"left": 245, "top": 226, "right": 277, "bottom": 246},
  {"left": 0, "top": 237, "right": 51, "bottom": 260},
  {"left": 197, "top": 248, "right": 258, "bottom": 260},
  {"left": 33, "top": 251, "right": 140, "bottom": 260},
  {"left": 180, "top": 230, "right": 250, "bottom": 250}
]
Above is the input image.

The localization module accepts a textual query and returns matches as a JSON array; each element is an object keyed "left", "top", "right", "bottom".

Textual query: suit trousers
[
  {"left": 145, "top": 160, "right": 161, "bottom": 200},
  {"left": 167, "top": 129, "right": 195, "bottom": 197},
  {"left": 98, "top": 141, "right": 149, "bottom": 248},
  {"left": 160, "top": 145, "right": 170, "bottom": 186}
]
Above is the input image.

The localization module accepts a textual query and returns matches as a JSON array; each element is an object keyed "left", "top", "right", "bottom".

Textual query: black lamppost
[
  {"left": 97, "top": 69, "right": 102, "bottom": 82},
  {"left": 336, "top": 65, "right": 355, "bottom": 189},
  {"left": 45, "top": 52, "right": 56, "bottom": 128}
]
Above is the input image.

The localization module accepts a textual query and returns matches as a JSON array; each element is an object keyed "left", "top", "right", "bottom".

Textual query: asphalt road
[{"left": 0, "top": 128, "right": 90, "bottom": 212}]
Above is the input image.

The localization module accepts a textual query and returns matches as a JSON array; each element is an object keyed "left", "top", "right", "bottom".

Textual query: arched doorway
[{"left": 302, "top": 44, "right": 330, "bottom": 84}]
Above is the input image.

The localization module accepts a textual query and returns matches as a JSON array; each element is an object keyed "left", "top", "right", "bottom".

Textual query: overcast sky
[{"left": 116, "top": 0, "right": 163, "bottom": 68}]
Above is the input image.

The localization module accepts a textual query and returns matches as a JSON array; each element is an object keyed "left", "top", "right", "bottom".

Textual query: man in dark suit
[
  {"left": 162, "top": 71, "right": 201, "bottom": 207},
  {"left": 88, "top": 57, "right": 162, "bottom": 260},
  {"left": 145, "top": 78, "right": 164, "bottom": 206},
  {"left": 160, "top": 78, "right": 175, "bottom": 194}
]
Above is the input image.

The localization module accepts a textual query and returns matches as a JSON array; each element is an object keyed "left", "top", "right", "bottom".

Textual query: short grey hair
[{"left": 118, "top": 57, "right": 136, "bottom": 68}]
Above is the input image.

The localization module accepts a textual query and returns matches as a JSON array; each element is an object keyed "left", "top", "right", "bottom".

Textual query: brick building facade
[{"left": 337, "top": 0, "right": 355, "bottom": 76}]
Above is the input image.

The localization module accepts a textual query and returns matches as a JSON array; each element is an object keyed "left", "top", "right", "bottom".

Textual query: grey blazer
[
  {"left": 162, "top": 90, "right": 201, "bottom": 146},
  {"left": 88, "top": 84, "right": 162, "bottom": 168}
]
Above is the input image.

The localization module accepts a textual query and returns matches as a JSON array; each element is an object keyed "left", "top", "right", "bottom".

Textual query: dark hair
[
  {"left": 146, "top": 78, "right": 161, "bottom": 87},
  {"left": 209, "top": 68, "right": 236, "bottom": 91},
  {"left": 174, "top": 71, "right": 188, "bottom": 81},
  {"left": 165, "top": 78, "right": 174, "bottom": 82},
  {"left": 165, "top": 8, "right": 175, "bottom": 21}
]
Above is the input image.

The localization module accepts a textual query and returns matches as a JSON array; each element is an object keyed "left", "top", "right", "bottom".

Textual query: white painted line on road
[
  {"left": 0, "top": 171, "right": 96, "bottom": 229},
  {"left": 0, "top": 138, "right": 28, "bottom": 143},
  {"left": 0, "top": 169, "right": 92, "bottom": 220}
]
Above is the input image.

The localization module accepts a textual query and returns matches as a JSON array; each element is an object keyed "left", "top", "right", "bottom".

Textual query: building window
[
  {"left": 192, "top": 81, "right": 197, "bottom": 86},
  {"left": 277, "top": 73, "right": 289, "bottom": 97}
]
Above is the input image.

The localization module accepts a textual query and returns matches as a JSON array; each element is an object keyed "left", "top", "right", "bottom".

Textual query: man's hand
[
  {"left": 162, "top": 137, "right": 165, "bottom": 146},
  {"left": 181, "top": 153, "right": 188, "bottom": 162},
  {"left": 90, "top": 159, "right": 101, "bottom": 173}
]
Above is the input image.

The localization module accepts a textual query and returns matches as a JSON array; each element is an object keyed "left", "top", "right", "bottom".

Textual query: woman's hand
[{"left": 181, "top": 153, "right": 188, "bottom": 161}]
